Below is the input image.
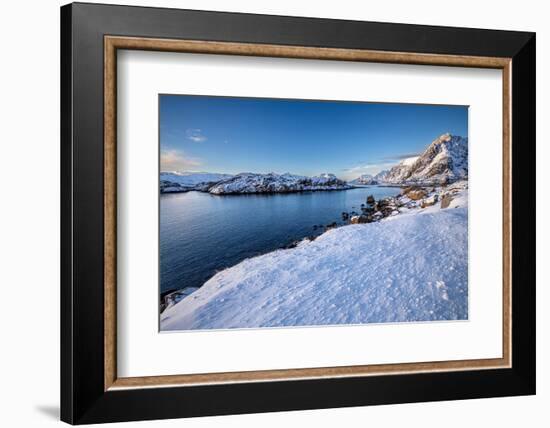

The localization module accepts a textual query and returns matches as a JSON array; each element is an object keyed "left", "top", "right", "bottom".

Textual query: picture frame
[{"left": 61, "top": 2, "right": 535, "bottom": 424}]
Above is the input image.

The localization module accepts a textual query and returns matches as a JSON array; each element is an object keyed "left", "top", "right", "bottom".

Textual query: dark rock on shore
[
  {"left": 440, "top": 193, "right": 453, "bottom": 209},
  {"left": 160, "top": 286, "right": 200, "bottom": 312}
]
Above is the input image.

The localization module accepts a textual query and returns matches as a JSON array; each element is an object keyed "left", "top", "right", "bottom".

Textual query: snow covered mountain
[
  {"left": 208, "top": 172, "right": 351, "bottom": 195},
  {"left": 350, "top": 170, "right": 391, "bottom": 185},
  {"left": 350, "top": 174, "right": 378, "bottom": 185},
  {"left": 160, "top": 172, "right": 233, "bottom": 193},
  {"left": 383, "top": 133, "right": 467, "bottom": 185},
  {"left": 381, "top": 156, "right": 419, "bottom": 184},
  {"left": 373, "top": 169, "right": 390, "bottom": 183}
]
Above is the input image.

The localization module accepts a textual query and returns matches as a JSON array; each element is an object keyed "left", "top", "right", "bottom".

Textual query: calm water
[{"left": 160, "top": 186, "right": 401, "bottom": 294}]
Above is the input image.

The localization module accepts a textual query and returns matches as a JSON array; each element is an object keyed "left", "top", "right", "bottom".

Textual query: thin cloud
[
  {"left": 186, "top": 128, "right": 207, "bottom": 143},
  {"left": 341, "top": 162, "right": 394, "bottom": 179},
  {"left": 379, "top": 152, "right": 420, "bottom": 163},
  {"left": 160, "top": 149, "right": 202, "bottom": 172},
  {"left": 343, "top": 162, "right": 393, "bottom": 174},
  {"left": 342, "top": 151, "right": 421, "bottom": 176}
]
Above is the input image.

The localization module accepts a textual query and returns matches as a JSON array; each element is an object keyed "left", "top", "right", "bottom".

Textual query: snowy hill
[
  {"left": 383, "top": 133, "right": 467, "bottom": 185},
  {"left": 208, "top": 172, "right": 351, "bottom": 195},
  {"left": 160, "top": 186, "right": 468, "bottom": 330}
]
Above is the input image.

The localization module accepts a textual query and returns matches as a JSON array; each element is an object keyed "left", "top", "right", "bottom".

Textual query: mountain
[
  {"left": 350, "top": 174, "right": 377, "bottom": 185},
  {"left": 160, "top": 172, "right": 233, "bottom": 193},
  {"left": 373, "top": 169, "right": 390, "bottom": 183},
  {"left": 381, "top": 156, "right": 420, "bottom": 184},
  {"left": 208, "top": 172, "right": 351, "bottom": 195},
  {"left": 351, "top": 170, "right": 391, "bottom": 185},
  {"left": 383, "top": 133, "right": 467, "bottom": 185}
]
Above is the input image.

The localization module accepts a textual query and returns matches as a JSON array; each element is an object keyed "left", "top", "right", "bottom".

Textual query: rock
[
  {"left": 440, "top": 194, "right": 453, "bottom": 209},
  {"left": 326, "top": 221, "right": 337, "bottom": 230},
  {"left": 405, "top": 188, "right": 427, "bottom": 200},
  {"left": 363, "top": 196, "right": 376, "bottom": 214},
  {"left": 420, "top": 194, "right": 439, "bottom": 208},
  {"left": 359, "top": 215, "right": 374, "bottom": 223},
  {"left": 377, "top": 197, "right": 392, "bottom": 207},
  {"left": 160, "top": 286, "right": 200, "bottom": 312},
  {"left": 341, "top": 212, "right": 350, "bottom": 220},
  {"left": 350, "top": 215, "right": 371, "bottom": 224},
  {"left": 401, "top": 186, "right": 413, "bottom": 195}
]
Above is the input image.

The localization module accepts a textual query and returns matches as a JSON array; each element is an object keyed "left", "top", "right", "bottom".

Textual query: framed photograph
[{"left": 61, "top": 2, "right": 536, "bottom": 424}]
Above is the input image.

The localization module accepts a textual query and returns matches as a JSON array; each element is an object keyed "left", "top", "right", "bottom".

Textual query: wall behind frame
[{"left": 0, "top": 1, "right": 546, "bottom": 427}]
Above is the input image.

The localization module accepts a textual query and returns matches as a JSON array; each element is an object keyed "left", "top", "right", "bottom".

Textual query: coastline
[{"left": 161, "top": 184, "right": 356, "bottom": 196}]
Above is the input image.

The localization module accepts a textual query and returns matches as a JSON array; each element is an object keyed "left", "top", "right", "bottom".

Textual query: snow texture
[{"left": 161, "top": 186, "right": 468, "bottom": 331}]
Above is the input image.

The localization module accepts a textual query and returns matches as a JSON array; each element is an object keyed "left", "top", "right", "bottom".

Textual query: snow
[
  {"left": 401, "top": 156, "right": 420, "bottom": 166},
  {"left": 161, "top": 186, "right": 468, "bottom": 331}
]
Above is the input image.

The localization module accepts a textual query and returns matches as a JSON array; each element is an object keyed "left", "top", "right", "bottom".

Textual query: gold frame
[{"left": 104, "top": 36, "right": 512, "bottom": 391}]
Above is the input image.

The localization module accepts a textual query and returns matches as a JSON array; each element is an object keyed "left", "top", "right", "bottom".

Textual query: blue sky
[{"left": 160, "top": 95, "right": 468, "bottom": 181}]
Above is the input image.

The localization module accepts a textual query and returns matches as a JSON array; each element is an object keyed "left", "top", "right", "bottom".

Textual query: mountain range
[
  {"left": 160, "top": 133, "right": 468, "bottom": 194},
  {"left": 350, "top": 169, "right": 390, "bottom": 185}
]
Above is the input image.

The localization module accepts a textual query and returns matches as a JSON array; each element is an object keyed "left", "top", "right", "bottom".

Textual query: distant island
[{"left": 161, "top": 172, "right": 352, "bottom": 194}]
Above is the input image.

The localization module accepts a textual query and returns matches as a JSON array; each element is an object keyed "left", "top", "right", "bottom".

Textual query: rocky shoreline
[{"left": 285, "top": 180, "right": 467, "bottom": 247}]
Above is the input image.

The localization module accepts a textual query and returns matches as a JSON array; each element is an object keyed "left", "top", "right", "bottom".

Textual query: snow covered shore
[{"left": 160, "top": 184, "right": 468, "bottom": 331}]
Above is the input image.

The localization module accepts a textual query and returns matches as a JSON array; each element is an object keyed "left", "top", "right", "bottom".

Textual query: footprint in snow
[{"left": 435, "top": 280, "right": 449, "bottom": 301}]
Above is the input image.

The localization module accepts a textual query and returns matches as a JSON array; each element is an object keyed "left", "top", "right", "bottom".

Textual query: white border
[{"left": 117, "top": 50, "right": 503, "bottom": 378}]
